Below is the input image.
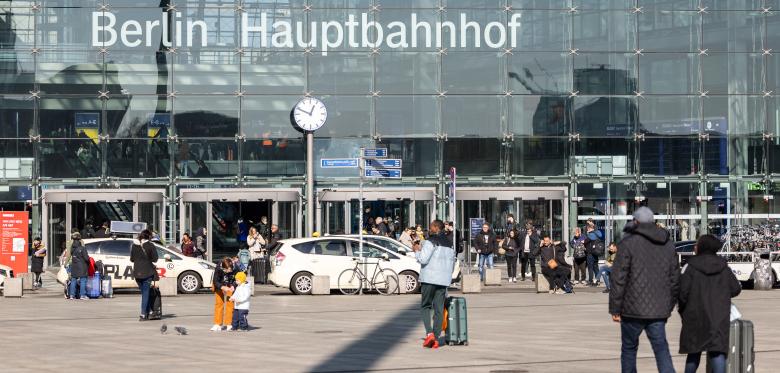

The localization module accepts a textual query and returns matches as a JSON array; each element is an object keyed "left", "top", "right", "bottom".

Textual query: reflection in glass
[
  {"left": 443, "top": 138, "right": 501, "bottom": 176},
  {"left": 513, "top": 137, "right": 568, "bottom": 176},
  {"left": 176, "top": 139, "right": 238, "bottom": 178},
  {"left": 39, "top": 139, "right": 102, "bottom": 178},
  {"left": 106, "top": 139, "right": 170, "bottom": 178}
]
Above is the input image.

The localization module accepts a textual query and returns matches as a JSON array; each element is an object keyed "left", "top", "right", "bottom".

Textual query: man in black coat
[
  {"left": 609, "top": 207, "right": 679, "bottom": 373},
  {"left": 519, "top": 225, "right": 540, "bottom": 281},
  {"left": 678, "top": 234, "right": 741, "bottom": 372},
  {"left": 473, "top": 223, "right": 497, "bottom": 281},
  {"left": 68, "top": 233, "right": 90, "bottom": 300},
  {"left": 533, "top": 233, "right": 570, "bottom": 293}
]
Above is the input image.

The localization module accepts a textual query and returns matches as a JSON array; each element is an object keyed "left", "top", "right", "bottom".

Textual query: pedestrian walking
[
  {"left": 180, "top": 233, "right": 195, "bottom": 257},
  {"left": 68, "top": 232, "right": 89, "bottom": 300},
  {"left": 130, "top": 229, "right": 159, "bottom": 321},
  {"left": 519, "top": 225, "right": 540, "bottom": 281},
  {"left": 609, "top": 207, "right": 679, "bottom": 373},
  {"left": 412, "top": 220, "right": 456, "bottom": 349},
  {"left": 678, "top": 235, "right": 741, "bottom": 373},
  {"left": 229, "top": 271, "right": 252, "bottom": 332},
  {"left": 598, "top": 243, "right": 618, "bottom": 293},
  {"left": 502, "top": 229, "right": 520, "bottom": 282},
  {"left": 474, "top": 223, "right": 497, "bottom": 281},
  {"left": 571, "top": 227, "right": 587, "bottom": 284},
  {"left": 533, "top": 233, "right": 570, "bottom": 294},
  {"left": 211, "top": 257, "right": 236, "bottom": 332},
  {"left": 30, "top": 237, "right": 46, "bottom": 288},
  {"left": 585, "top": 222, "right": 605, "bottom": 286}
]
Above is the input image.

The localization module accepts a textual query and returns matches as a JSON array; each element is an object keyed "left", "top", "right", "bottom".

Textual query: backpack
[
  {"left": 573, "top": 240, "right": 587, "bottom": 259},
  {"left": 238, "top": 249, "right": 251, "bottom": 270},
  {"left": 589, "top": 240, "right": 605, "bottom": 257}
]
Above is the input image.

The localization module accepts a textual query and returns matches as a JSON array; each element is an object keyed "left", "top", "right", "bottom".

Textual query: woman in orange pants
[{"left": 211, "top": 257, "right": 236, "bottom": 331}]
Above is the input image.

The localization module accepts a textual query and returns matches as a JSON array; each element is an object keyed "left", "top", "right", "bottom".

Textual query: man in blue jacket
[{"left": 413, "top": 219, "right": 456, "bottom": 349}]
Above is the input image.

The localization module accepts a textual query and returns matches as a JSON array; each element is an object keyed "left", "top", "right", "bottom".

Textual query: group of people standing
[{"left": 478, "top": 217, "right": 541, "bottom": 283}]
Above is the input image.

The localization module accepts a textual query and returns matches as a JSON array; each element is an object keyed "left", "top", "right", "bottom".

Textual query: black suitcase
[
  {"left": 148, "top": 287, "right": 162, "bottom": 320},
  {"left": 252, "top": 256, "right": 270, "bottom": 284},
  {"left": 721, "top": 320, "right": 755, "bottom": 373}
]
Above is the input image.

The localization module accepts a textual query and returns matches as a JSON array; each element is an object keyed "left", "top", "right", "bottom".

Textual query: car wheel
[
  {"left": 291, "top": 272, "right": 314, "bottom": 295},
  {"left": 400, "top": 271, "right": 420, "bottom": 294},
  {"left": 178, "top": 271, "right": 202, "bottom": 294}
]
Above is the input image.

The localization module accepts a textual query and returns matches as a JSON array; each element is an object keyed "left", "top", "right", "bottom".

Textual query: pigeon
[
  {"left": 174, "top": 326, "right": 188, "bottom": 335},
  {"left": 160, "top": 324, "right": 167, "bottom": 334}
]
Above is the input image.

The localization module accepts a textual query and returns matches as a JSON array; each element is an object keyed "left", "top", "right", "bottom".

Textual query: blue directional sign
[
  {"left": 365, "top": 158, "right": 402, "bottom": 169},
  {"left": 321, "top": 158, "right": 359, "bottom": 168},
  {"left": 364, "top": 169, "right": 402, "bottom": 178},
  {"left": 361, "top": 148, "right": 387, "bottom": 158}
]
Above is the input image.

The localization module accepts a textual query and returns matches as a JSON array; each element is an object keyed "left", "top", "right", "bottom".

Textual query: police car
[{"left": 57, "top": 238, "right": 215, "bottom": 294}]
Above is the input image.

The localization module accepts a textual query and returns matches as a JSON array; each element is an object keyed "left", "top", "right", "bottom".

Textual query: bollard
[
  {"left": 484, "top": 268, "right": 502, "bottom": 286},
  {"left": 159, "top": 277, "right": 178, "bottom": 297},
  {"left": 247, "top": 276, "right": 256, "bottom": 296},
  {"left": 461, "top": 274, "right": 481, "bottom": 293},
  {"left": 3, "top": 277, "right": 23, "bottom": 297},
  {"left": 20, "top": 273, "right": 34, "bottom": 291},
  {"left": 311, "top": 275, "right": 330, "bottom": 295},
  {"left": 535, "top": 270, "right": 551, "bottom": 293}
]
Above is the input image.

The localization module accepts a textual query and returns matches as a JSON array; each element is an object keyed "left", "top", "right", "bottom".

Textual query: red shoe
[
  {"left": 431, "top": 339, "right": 440, "bottom": 349},
  {"left": 423, "top": 333, "right": 436, "bottom": 348}
]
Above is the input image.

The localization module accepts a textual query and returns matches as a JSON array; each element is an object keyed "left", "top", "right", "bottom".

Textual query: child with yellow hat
[{"left": 229, "top": 271, "right": 251, "bottom": 331}]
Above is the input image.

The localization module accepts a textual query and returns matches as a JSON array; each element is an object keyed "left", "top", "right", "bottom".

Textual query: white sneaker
[
  {"left": 555, "top": 289, "right": 565, "bottom": 295},
  {"left": 210, "top": 324, "right": 221, "bottom": 332},
  {"left": 549, "top": 290, "right": 555, "bottom": 294},
  {"left": 225, "top": 325, "right": 233, "bottom": 331}
]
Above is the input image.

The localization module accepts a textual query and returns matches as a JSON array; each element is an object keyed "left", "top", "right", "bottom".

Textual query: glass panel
[
  {"left": 702, "top": 96, "right": 762, "bottom": 136},
  {"left": 508, "top": 52, "right": 571, "bottom": 95},
  {"left": 39, "top": 96, "right": 103, "bottom": 138},
  {"left": 175, "top": 139, "right": 238, "bottom": 178},
  {"left": 0, "top": 96, "right": 34, "bottom": 138},
  {"left": 106, "top": 139, "right": 170, "bottom": 178},
  {"left": 173, "top": 50, "right": 239, "bottom": 94},
  {"left": 574, "top": 96, "right": 637, "bottom": 137},
  {"left": 575, "top": 138, "right": 635, "bottom": 175},
  {"left": 242, "top": 138, "right": 305, "bottom": 177},
  {"left": 515, "top": 10, "right": 571, "bottom": 51},
  {"left": 573, "top": 53, "right": 637, "bottom": 95},
  {"left": 36, "top": 7, "right": 102, "bottom": 49},
  {"left": 105, "top": 49, "right": 173, "bottom": 96},
  {"left": 638, "top": 96, "right": 701, "bottom": 135},
  {"left": 376, "top": 138, "right": 438, "bottom": 177},
  {"left": 242, "top": 51, "right": 305, "bottom": 95},
  {"left": 572, "top": 10, "right": 637, "bottom": 52},
  {"left": 637, "top": 10, "right": 699, "bottom": 52},
  {"left": 638, "top": 53, "right": 700, "bottom": 94},
  {"left": 138, "top": 202, "right": 162, "bottom": 238},
  {"left": 183, "top": 201, "right": 207, "bottom": 241},
  {"left": 728, "top": 137, "right": 764, "bottom": 175},
  {"left": 0, "top": 7, "right": 35, "bottom": 95},
  {"left": 701, "top": 53, "right": 764, "bottom": 94},
  {"left": 47, "top": 202, "right": 67, "bottom": 266},
  {"left": 211, "top": 201, "right": 239, "bottom": 260},
  {"left": 375, "top": 52, "right": 438, "bottom": 94},
  {"left": 173, "top": 95, "right": 239, "bottom": 137},
  {"left": 443, "top": 52, "right": 504, "bottom": 94},
  {"left": 443, "top": 138, "right": 501, "bottom": 176},
  {"left": 442, "top": 96, "right": 503, "bottom": 137},
  {"left": 440, "top": 9, "right": 506, "bottom": 52},
  {"left": 277, "top": 201, "right": 297, "bottom": 239},
  {"left": 106, "top": 95, "right": 172, "bottom": 138},
  {"left": 512, "top": 137, "right": 568, "bottom": 176},
  {"left": 309, "top": 52, "right": 372, "bottom": 94},
  {"left": 37, "top": 50, "right": 103, "bottom": 95},
  {"left": 71, "top": 201, "right": 133, "bottom": 238},
  {"left": 324, "top": 201, "right": 346, "bottom": 235},
  {"left": 375, "top": 96, "right": 438, "bottom": 137},
  {"left": 0, "top": 140, "right": 34, "bottom": 176},
  {"left": 39, "top": 139, "right": 102, "bottom": 178},
  {"left": 702, "top": 11, "right": 764, "bottom": 52},
  {"left": 241, "top": 96, "right": 300, "bottom": 139},
  {"left": 511, "top": 95, "right": 570, "bottom": 136},
  {"left": 639, "top": 137, "right": 700, "bottom": 176},
  {"left": 314, "top": 96, "right": 371, "bottom": 138}
]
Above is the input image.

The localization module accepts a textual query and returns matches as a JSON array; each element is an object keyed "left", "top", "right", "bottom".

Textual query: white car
[
  {"left": 336, "top": 234, "right": 461, "bottom": 283},
  {"left": 269, "top": 237, "right": 441, "bottom": 295},
  {"left": 0, "top": 264, "right": 12, "bottom": 289},
  {"left": 57, "top": 238, "right": 215, "bottom": 294}
]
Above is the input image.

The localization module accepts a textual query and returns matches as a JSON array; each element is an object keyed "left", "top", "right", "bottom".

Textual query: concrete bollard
[
  {"left": 159, "top": 277, "right": 178, "bottom": 297},
  {"left": 461, "top": 274, "right": 481, "bottom": 293},
  {"left": 247, "top": 276, "right": 256, "bottom": 296},
  {"left": 535, "top": 270, "right": 550, "bottom": 293},
  {"left": 311, "top": 275, "right": 330, "bottom": 295},
  {"left": 3, "top": 277, "right": 23, "bottom": 297},
  {"left": 484, "top": 268, "right": 502, "bottom": 286},
  {"left": 20, "top": 273, "right": 34, "bottom": 291}
]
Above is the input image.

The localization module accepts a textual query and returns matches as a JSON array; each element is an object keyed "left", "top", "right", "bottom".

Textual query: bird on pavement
[
  {"left": 174, "top": 326, "right": 188, "bottom": 335},
  {"left": 160, "top": 324, "right": 167, "bottom": 334}
]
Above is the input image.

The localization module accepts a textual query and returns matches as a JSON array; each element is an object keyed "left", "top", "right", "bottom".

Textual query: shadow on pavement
[{"left": 309, "top": 303, "right": 420, "bottom": 373}]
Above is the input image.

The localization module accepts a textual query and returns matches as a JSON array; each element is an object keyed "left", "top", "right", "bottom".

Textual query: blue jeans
[
  {"left": 685, "top": 352, "right": 726, "bottom": 373},
  {"left": 477, "top": 253, "right": 494, "bottom": 280},
  {"left": 599, "top": 266, "right": 612, "bottom": 289},
  {"left": 69, "top": 276, "right": 87, "bottom": 299},
  {"left": 621, "top": 317, "right": 675, "bottom": 373},
  {"left": 232, "top": 309, "right": 249, "bottom": 330},
  {"left": 136, "top": 276, "right": 153, "bottom": 317}
]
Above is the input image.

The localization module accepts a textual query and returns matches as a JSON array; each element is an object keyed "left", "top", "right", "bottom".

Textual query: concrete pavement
[{"left": 1, "top": 287, "right": 779, "bottom": 372}]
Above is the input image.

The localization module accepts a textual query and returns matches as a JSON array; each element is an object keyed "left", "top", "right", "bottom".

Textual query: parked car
[
  {"left": 335, "top": 234, "right": 461, "bottom": 282},
  {"left": 269, "top": 237, "right": 448, "bottom": 295},
  {"left": 57, "top": 238, "right": 215, "bottom": 294}
]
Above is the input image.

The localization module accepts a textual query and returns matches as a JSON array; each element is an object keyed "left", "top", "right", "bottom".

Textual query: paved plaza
[{"left": 2, "top": 283, "right": 779, "bottom": 373}]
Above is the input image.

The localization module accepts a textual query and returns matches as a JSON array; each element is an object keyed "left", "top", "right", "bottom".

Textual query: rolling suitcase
[
  {"left": 252, "top": 256, "right": 270, "bottom": 284},
  {"left": 444, "top": 296, "right": 468, "bottom": 346},
  {"left": 148, "top": 286, "right": 163, "bottom": 320},
  {"left": 101, "top": 275, "right": 113, "bottom": 298},
  {"left": 721, "top": 320, "right": 754, "bottom": 373},
  {"left": 86, "top": 272, "right": 102, "bottom": 299}
]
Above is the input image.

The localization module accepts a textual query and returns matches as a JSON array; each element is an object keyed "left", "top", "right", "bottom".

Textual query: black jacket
[
  {"left": 501, "top": 236, "right": 520, "bottom": 257},
  {"left": 130, "top": 240, "right": 159, "bottom": 280},
  {"left": 474, "top": 230, "right": 497, "bottom": 255},
  {"left": 609, "top": 222, "right": 680, "bottom": 319},
  {"left": 678, "top": 254, "right": 742, "bottom": 354},
  {"left": 534, "top": 242, "right": 570, "bottom": 269},
  {"left": 212, "top": 266, "right": 236, "bottom": 290},
  {"left": 69, "top": 241, "right": 90, "bottom": 278},
  {"left": 519, "top": 233, "right": 540, "bottom": 259}
]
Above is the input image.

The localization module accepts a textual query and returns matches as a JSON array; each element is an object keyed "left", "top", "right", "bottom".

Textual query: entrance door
[
  {"left": 317, "top": 188, "right": 436, "bottom": 237},
  {"left": 42, "top": 189, "right": 166, "bottom": 266},
  {"left": 180, "top": 189, "right": 302, "bottom": 262}
]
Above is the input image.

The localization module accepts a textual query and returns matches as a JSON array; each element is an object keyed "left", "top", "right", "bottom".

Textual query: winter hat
[
  {"left": 235, "top": 272, "right": 247, "bottom": 284},
  {"left": 632, "top": 207, "right": 655, "bottom": 224}
]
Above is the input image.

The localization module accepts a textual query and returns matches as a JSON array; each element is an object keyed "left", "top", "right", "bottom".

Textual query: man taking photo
[{"left": 412, "top": 219, "right": 456, "bottom": 349}]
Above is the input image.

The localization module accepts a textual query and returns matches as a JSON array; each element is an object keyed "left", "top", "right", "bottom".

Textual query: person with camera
[
  {"left": 130, "top": 229, "right": 159, "bottom": 321},
  {"left": 412, "top": 220, "right": 456, "bottom": 349}
]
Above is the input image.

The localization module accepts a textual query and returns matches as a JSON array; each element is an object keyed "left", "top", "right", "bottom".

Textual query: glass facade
[{"left": 2, "top": 0, "right": 780, "bottom": 246}]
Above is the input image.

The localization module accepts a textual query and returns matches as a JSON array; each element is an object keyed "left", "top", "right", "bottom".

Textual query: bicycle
[{"left": 337, "top": 255, "right": 400, "bottom": 295}]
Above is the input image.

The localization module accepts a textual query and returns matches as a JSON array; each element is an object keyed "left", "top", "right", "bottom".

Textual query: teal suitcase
[{"left": 444, "top": 296, "right": 468, "bottom": 346}]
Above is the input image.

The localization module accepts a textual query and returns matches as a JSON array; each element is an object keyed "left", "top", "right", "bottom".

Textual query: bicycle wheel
[
  {"left": 373, "top": 268, "right": 400, "bottom": 295},
  {"left": 338, "top": 268, "right": 362, "bottom": 295}
]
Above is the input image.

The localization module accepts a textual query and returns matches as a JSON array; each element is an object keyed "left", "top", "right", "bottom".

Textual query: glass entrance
[{"left": 348, "top": 199, "right": 412, "bottom": 238}]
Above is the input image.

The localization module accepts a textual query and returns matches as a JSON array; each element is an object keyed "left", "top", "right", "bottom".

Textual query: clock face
[{"left": 293, "top": 97, "right": 327, "bottom": 132}]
